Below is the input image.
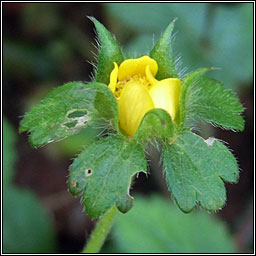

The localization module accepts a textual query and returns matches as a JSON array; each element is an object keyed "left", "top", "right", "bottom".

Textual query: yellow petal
[
  {"left": 118, "top": 56, "right": 158, "bottom": 81},
  {"left": 145, "top": 65, "right": 158, "bottom": 86},
  {"left": 118, "top": 81, "right": 154, "bottom": 136},
  {"left": 109, "top": 62, "right": 118, "bottom": 93},
  {"left": 149, "top": 78, "right": 181, "bottom": 120}
]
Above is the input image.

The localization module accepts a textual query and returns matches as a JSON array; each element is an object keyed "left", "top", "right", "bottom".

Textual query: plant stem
[{"left": 82, "top": 205, "right": 118, "bottom": 253}]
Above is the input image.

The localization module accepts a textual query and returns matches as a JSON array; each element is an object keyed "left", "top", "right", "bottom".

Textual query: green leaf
[
  {"left": 150, "top": 19, "right": 178, "bottom": 79},
  {"left": 181, "top": 70, "right": 244, "bottom": 130},
  {"left": 3, "top": 118, "right": 17, "bottom": 186},
  {"left": 178, "top": 68, "right": 209, "bottom": 129},
  {"left": 89, "top": 17, "right": 124, "bottom": 84},
  {"left": 133, "top": 108, "right": 174, "bottom": 143},
  {"left": 20, "top": 82, "right": 118, "bottom": 147},
  {"left": 68, "top": 135, "right": 147, "bottom": 219},
  {"left": 3, "top": 186, "right": 56, "bottom": 253},
  {"left": 110, "top": 196, "right": 235, "bottom": 253},
  {"left": 178, "top": 69, "right": 244, "bottom": 131},
  {"left": 163, "top": 131, "right": 239, "bottom": 213},
  {"left": 191, "top": 76, "right": 244, "bottom": 130}
]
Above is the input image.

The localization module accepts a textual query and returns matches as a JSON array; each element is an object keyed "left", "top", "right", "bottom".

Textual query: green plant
[{"left": 20, "top": 18, "right": 244, "bottom": 253}]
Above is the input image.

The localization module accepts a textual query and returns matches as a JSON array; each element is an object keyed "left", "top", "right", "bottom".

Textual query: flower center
[{"left": 114, "top": 74, "right": 152, "bottom": 98}]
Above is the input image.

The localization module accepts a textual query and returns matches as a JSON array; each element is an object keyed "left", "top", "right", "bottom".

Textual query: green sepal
[
  {"left": 20, "top": 82, "right": 118, "bottom": 147},
  {"left": 89, "top": 17, "right": 124, "bottom": 85},
  {"left": 150, "top": 19, "right": 178, "bottom": 79},
  {"left": 68, "top": 135, "right": 147, "bottom": 219},
  {"left": 163, "top": 130, "right": 239, "bottom": 213},
  {"left": 133, "top": 108, "right": 174, "bottom": 144}
]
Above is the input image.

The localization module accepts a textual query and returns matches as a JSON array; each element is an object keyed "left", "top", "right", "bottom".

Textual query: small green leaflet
[
  {"left": 68, "top": 135, "right": 147, "bottom": 219},
  {"left": 179, "top": 69, "right": 244, "bottom": 131},
  {"left": 163, "top": 131, "right": 239, "bottom": 213},
  {"left": 20, "top": 82, "right": 118, "bottom": 147}
]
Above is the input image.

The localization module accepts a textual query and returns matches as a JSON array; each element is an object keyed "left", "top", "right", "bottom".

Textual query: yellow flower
[{"left": 109, "top": 56, "right": 181, "bottom": 136}]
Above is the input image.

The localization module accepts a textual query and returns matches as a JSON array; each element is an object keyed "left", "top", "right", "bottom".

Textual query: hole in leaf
[
  {"left": 85, "top": 169, "right": 93, "bottom": 177},
  {"left": 77, "top": 115, "right": 90, "bottom": 126},
  {"left": 63, "top": 120, "right": 78, "bottom": 128},
  {"left": 67, "top": 109, "right": 88, "bottom": 118}
]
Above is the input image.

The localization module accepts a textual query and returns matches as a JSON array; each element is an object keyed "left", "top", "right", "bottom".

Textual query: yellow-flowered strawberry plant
[{"left": 20, "top": 17, "right": 244, "bottom": 220}]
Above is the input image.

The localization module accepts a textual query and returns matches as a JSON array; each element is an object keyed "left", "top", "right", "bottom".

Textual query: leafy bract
[
  {"left": 163, "top": 131, "right": 239, "bottom": 213},
  {"left": 179, "top": 69, "right": 244, "bottom": 131},
  {"left": 20, "top": 82, "right": 118, "bottom": 147},
  {"left": 68, "top": 135, "right": 147, "bottom": 219},
  {"left": 89, "top": 17, "right": 124, "bottom": 84}
]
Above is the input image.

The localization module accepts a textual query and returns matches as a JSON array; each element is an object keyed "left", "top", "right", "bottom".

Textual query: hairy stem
[{"left": 82, "top": 205, "right": 118, "bottom": 253}]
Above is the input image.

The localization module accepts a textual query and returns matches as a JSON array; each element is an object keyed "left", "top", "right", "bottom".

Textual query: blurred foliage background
[{"left": 2, "top": 2, "right": 254, "bottom": 253}]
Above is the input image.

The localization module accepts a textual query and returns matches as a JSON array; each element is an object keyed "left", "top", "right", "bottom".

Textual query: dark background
[{"left": 2, "top": 2, "right": 254, "bottom": 253}]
